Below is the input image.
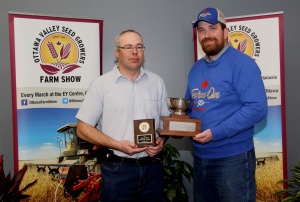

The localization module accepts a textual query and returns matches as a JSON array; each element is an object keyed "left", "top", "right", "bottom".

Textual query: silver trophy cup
[{"left": 167, "top": 97, "right": 190, "bottom": 116}]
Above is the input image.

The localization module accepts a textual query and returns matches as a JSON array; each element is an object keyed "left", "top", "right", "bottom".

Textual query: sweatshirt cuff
[{"left": 210, "top": 126, "right": 226, "bottom": 141}]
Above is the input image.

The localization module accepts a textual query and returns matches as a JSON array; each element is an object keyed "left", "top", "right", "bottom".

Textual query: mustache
[{"left": 202, "top": 37, "right": 216, "bottom": 43}]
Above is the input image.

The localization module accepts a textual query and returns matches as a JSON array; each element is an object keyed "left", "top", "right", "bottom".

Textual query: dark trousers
[
  {"left": 100, "top": 155, "right": 163, "bottom": 202},
  {"left": 194, "top": 148, "right": 256, "bottom": 202}
]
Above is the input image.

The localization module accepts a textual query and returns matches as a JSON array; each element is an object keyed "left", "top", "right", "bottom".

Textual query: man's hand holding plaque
[{"left": 156, "top": 97, "right": 201, "bottom": 137}]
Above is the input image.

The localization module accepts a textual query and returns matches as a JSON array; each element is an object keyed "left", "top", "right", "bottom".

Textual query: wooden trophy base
[{"left": 156, "top": 114, "right": 201, "bottom": 137}]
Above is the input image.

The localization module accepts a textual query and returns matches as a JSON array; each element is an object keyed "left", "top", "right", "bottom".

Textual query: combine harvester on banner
[{"left": 31, "top": 123, "right": 102, "bottom": 201}]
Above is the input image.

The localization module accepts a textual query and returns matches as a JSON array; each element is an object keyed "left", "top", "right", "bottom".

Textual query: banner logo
[
  {"left": 228, "top": 25, "right": 261, "bottom": 59},
  {"left": 32, "top": 26, "right": 86, "bottom": 76}
]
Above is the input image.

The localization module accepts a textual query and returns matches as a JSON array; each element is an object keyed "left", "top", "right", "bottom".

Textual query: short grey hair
[{"left": 115, "top": 29, "right": 143, "bottom": 49}]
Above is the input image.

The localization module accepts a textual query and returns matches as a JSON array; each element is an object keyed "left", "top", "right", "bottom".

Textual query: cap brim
[{"left": 193, "top": 18, "right": 220, "bottom": 28}]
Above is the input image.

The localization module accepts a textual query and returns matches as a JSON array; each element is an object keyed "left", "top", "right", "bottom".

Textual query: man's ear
[
  {"left": 115, "top": 48, "right": 119, "bottom": 58},
  {"left": 224, "top": 27, "right": 229, "bottom": 40}
]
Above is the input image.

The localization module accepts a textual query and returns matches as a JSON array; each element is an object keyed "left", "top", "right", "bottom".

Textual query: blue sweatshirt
[{"left": 185, "top": 45, "right": 268, "bottom": 159}]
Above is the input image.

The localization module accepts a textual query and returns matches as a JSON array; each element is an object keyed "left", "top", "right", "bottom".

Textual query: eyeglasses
[{"left": 118, "top": 45, "right": 145, "bottom": 52}]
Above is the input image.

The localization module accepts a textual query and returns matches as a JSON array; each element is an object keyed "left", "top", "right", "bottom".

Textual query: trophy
[
  {"left": 156, "top": 97, "right": 201, "bottom": 137},
  {"left": 134, "top": 118, "right": 156, "bottom": 147}
]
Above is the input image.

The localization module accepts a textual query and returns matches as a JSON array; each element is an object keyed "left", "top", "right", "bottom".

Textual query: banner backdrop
[
  {"left": 193, "top": 12, "right": 285, "bottom": 201},
  {"left": 9, "top": 13, "right": 103, "bottom": 175}
]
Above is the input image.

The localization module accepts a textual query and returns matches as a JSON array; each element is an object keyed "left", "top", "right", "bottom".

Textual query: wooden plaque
[{"left": 134, "top": 118, "right": 156, "bottom": 147}]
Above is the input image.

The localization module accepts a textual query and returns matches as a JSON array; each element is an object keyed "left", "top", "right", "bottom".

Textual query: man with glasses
[{"left": 76, "top": 29, "right": 170, "bottom": 201}]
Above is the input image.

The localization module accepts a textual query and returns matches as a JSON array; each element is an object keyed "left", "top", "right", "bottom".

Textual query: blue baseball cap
[{"left": 193, "top": 7, "right": 226, "bottom": 28}]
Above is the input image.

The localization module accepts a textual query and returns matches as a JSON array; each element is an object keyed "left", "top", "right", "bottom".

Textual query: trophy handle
[{"left": 167, "top": 97, "right": 171, "bottom": 108}]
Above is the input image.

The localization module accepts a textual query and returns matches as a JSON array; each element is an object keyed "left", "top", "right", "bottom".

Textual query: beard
[{"left": 200, "top": 37, "right": 225, "bottom": 57}]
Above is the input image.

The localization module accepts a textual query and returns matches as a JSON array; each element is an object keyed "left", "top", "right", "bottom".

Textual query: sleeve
[
  {"left": 211, "top": 57, "right": 268, "bottom": 141},
  {"left": 159, "top": 78, "right": 171, "bottom": 117},
  {"left": 76, "top": 80, "right": 103, "bottom": 127}
]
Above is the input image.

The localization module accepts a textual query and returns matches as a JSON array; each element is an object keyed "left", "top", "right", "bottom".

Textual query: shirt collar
[{"left": 113, "top": 63, "right": 147, "bottom": 83}]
